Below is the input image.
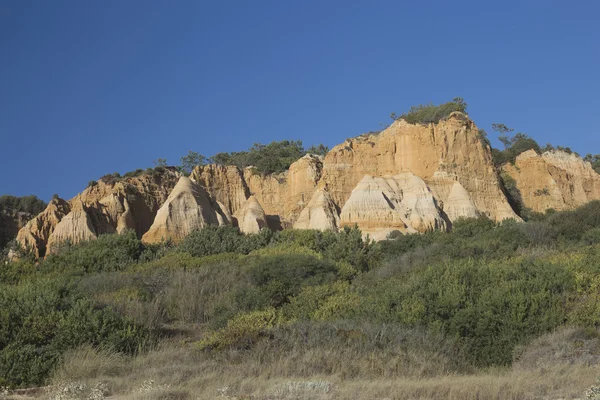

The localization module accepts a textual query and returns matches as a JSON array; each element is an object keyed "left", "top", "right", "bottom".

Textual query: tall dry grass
[{"left": 42, "top": 326, "right": 600, "bottom": 400}]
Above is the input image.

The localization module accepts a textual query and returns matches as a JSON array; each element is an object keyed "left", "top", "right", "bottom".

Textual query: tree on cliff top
[
  {"left": 210, "top": 140, "right": 328, "bottom": 175},
  {"left": 395, "top": 98, "right": 468, "bottom": 125},
  {"left": 0, "top": 195, "right": 46, "bottom": 216},
  {"left": 490, "top": 124, "right": 541, "bottom": 166}
]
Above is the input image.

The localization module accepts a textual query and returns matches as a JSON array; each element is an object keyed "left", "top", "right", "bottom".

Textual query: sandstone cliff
[
  {"left": 293, "top": 189, "right": 339, "bottom": 231},
  {"left": 502, "top": 150, "right": 600, "bottom": 213},
  {"left": 142, "top": 176, "right": 230, "bottom": 244},
  {"left": 320, "top": 113, "right": 517, "bottom": 224},
  {"left": 339, "top": 173, "right": 447, "bottom": 240},
  {"left": 18, "top": 112, "right": 600, "bottom": 251},
  {"left": 16, "top": 169, "right": 179, "bottom": 256},
  {"left": 16, "top": 198, "right": 71, "bottom": 257},
  {"left": 0, "top": 211, "right": 38, "bottom": 252},
  {"left": 234, "top": 195, "right": 268, "bottom": 234},
  {"left": 191, "top": 114, "right": 518, "bottom": 236}
]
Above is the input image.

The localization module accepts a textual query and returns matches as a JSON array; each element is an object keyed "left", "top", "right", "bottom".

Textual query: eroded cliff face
[
  {"left": 20, "top": 113, "right": 600, "bottom": 251},
  {"left": 293, "top": 189, "right": 339, "bottom": 231},
  {"left": 234, "top": 195, "right": 268, "bottom": 234},
  {"left": 1, "top": 210, "right": 41, "bottom": 252},
  {"left": 320, "top": 113, "right": 517, "bottom": 223},
  {"left": 16, "top": 170, "right": 179, "bottom": 256},
  {"left": 191, "top": 113, "right": 517, "bottom": 238},
  {"left": 14, "top": 198, "right": 71, "bottom": 257},
  {"left": 142, "top": 176, "right": 230, "bottom": 244},
  {"left": 502, "top": 150, "right": 600, "bottom": 213}
]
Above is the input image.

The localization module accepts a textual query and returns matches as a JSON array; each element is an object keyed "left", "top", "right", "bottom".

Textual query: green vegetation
[
  {"left": 179, "top": 150, "right": 207, "bottom": 175},
  {"left": 0, "top": 195, "right": 46, "bottom": 216},
  {"left": 4, "top": 202, "right": 600, "bottom": 389},
  {"left": 584, "top": 154, "right": 600, "bottom": 174},
  {"left": 491, "top": 128, "right": 541, "bottom": 166},
  {"left": 394, "top": 98, "right": 468, "bottom": 125},
  {"left": 210, "top": 140, "right": 329, "bottom": 175},
  {"left": 98, "top": 141, "right": 329, "bottom": 181},
  {"left": 0, "top": 277, "right": 151, "bottom": 387}
]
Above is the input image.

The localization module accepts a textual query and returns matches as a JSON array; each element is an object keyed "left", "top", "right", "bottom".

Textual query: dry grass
[{"left": 37, "top": 328, "right": 600, "bottom": 400}]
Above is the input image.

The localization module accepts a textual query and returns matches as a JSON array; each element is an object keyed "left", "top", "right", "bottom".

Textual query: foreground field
[
  {"left": 8, "top": 347, "right": 600, "bottom": 400},
  {"left": 2, "top": 326, "right": 600, "bottom": 399}
]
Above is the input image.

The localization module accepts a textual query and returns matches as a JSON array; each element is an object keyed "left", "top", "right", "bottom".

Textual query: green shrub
[
  {"left": 210, "top": 140, "right": 328, "bottom": 175},
  {"left": 492, "top": 132, "right": 542, "bottom": 167},
  {"left": 584, "top": 154, "right": 600, "bottom": 174},
  {"left": 451, "top": 216, "right": 496, "bottom": 237},
  {"left": 197, "top": 308, "right": 280, "bottom": 351},
  {"left": 545, "top": 201, "right": 600, "bottom": 243},
  {"left": 122, "top": 168, "right": 145, "bottom": 178},
  {"left": 244, "top": 253, "right": 339, "bottom": 308},
  {"left": 397, "top": 98, "right": 468, "bottom": 125},
  {"left": 282, "top": 281, "right": 359, "bottom": 321},
  {"left": 42, "top": 231, "right": 144, "bottom": 274},
  {"left": 0, "top": 195, "right": 46, "bottom": 215},
  {"left": 354, "top": 257, "right": 571, "bottom": 366},
  {"left": 0, "top": 277, "right": 151, "bottom": 387},
  {"left": 274, "top": 226, "right": 381, "bottom": 272},
  {"left": 178, "top": 226, "right": 273, "bottom": 257},
  {"left": 582, "top": 227, "right": 600, "bottom": 245}
]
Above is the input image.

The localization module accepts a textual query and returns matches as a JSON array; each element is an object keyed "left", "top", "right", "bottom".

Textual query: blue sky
[{"left": 1, "top": 0, "right": 599, "bottom": 201}]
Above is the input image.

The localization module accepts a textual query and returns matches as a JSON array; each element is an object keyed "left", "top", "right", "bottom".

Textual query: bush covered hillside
[{"left": 3, "top": 203, "right": 600, "bottom": 398}]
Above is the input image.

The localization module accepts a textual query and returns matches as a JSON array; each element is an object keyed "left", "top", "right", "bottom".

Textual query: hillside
[{"left": 3, "top": 202, "right": 600, "bottom": 398}]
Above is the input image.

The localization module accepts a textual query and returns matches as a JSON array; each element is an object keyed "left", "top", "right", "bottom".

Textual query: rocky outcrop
[
  {"left": 234, "top": 195, "right": 267, "bottom": 234},
  {"left": 339, "top": 173, "right": 447, "bottom": 240},
  {"left": 192, "top": 154, "right": 324, "bottom": 230},
  {"left": 293, "top": 189, "right": 339, "bottom": 231},
  {"left": 191, "top": 164, "right": 249, "bottom": 216},
  {"left": 243, "top": 154, "right": 323, "bottom": 228},
  {"left": 427, "top": 172, "right": 480, "bottom": 222},
  {"left": 46, "top": 199, "right": 100, "bottom": 253},
  {"left": 321, "top": 113, "right": 517, "bottom": 223},
  {"left": 16, "top": 198, "right": 71, "bottom": 257},
  {"left": 502, "top": 150, "right": 600, "bottom": 213},
  {"left": 16, "top": 169, "right": 180, "bottom": 256},
  {"left": 142, "top": 176, "right": 230, "bottom": 244},
  {"left": 442, "top": 181, "right": 479, "bottom": 221}
]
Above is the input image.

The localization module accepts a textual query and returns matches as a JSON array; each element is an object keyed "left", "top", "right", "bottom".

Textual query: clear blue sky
[{"left": 2, "top": 0, "right": 599, "bottom": 202}]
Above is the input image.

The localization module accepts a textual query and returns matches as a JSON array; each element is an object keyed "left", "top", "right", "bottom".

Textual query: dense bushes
[
  {"left": 492, "top": 132, "right": 542, "bottom": 166},
  {"left": 273, "top": 226, "right": 380, "bottom": 272},
  {"left": 5, "top": 202, "right": 600, "bottom": 387},
  {"left": 0, "top": 278, "right": 150, "bottom": 387},
  {"left": 351, "top": 257, "right": 571, "bottom": 366},
  {"left": 210, "top": 140, "right": 328, "bottom": 175},
  {"left": 396, "top": 98, "right": 468, "bottom": 125},
  {"left": 544, "top": 201, "right": 600, "bottom": 242},
  {"left": 42, "top": 231, "right": 145, "bottom": 275},
  {"left": 584, "top": 153, "right": 600, "bottom": 174},
  {"left": 0, "top": 195, "right": 46, "bottom": 215},
  {"left": 177, "top": 225, "right": 273, "bottom": 257}
]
